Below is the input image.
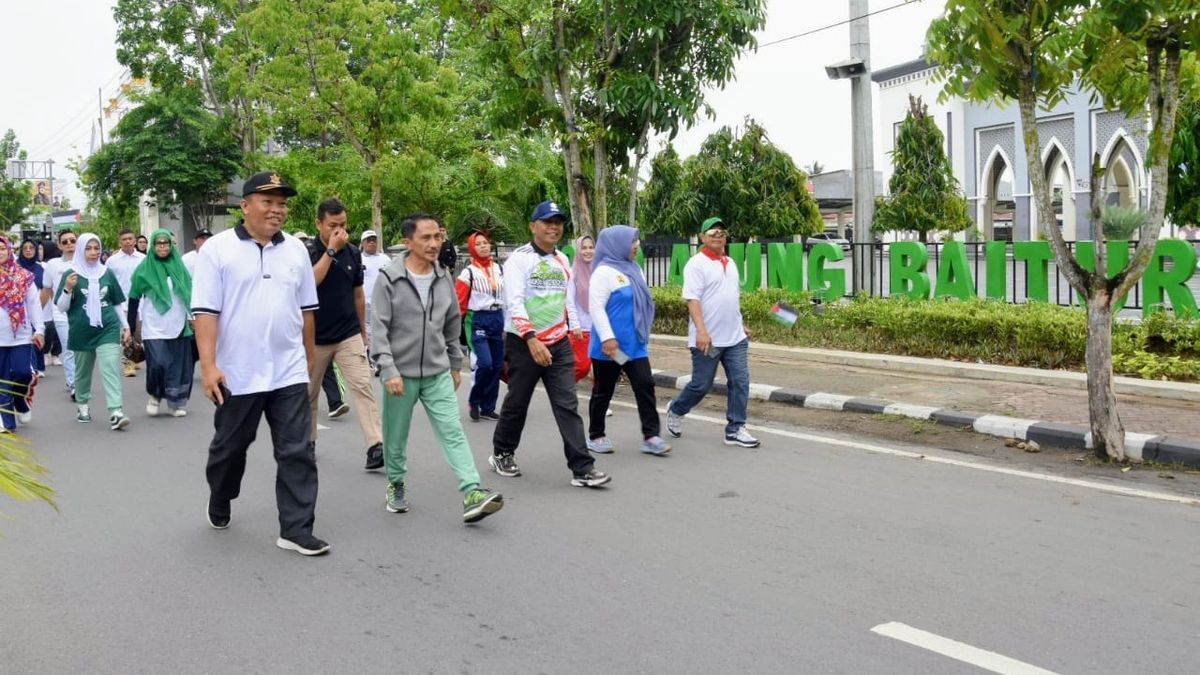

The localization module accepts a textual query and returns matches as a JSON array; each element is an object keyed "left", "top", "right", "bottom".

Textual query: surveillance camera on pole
[{"left": 825, "top": 1, "right": 876, "bottom": 295}]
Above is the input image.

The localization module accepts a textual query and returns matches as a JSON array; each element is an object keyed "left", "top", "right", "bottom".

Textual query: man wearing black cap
[
  {"left": 181, "top": 228, "right": 213, "bottom": 276},
  {"left": 489, "top": 200, "right": 611, "bottom": 488},
  {"left": 191, "top": 171, "right": 331, "bottom": 556}
]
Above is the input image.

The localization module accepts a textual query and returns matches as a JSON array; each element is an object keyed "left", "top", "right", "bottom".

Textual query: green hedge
[{"left": 650, "top": 286, "right": 1200, "bottom": 382}]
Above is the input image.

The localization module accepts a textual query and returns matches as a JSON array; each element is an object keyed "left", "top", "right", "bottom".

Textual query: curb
[{"left": 647, "top": 369, "right": 1200, "bottom": 467}]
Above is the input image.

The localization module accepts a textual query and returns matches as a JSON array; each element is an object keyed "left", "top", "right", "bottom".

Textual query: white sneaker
[
  {"left": 172, "top": 408, "right": 187, "bottom": 418},
  {"left": 723, "top": 427, "right": 760, "bottom": 448},
  {"left": 16, "top": 410, "right": 32, "bottom": 425},
  {"left": 146, "top": 397, "right": 161, "bottom": 417},
  {"left": 665, "top": 401, "right": 683, "bottom": 438}
]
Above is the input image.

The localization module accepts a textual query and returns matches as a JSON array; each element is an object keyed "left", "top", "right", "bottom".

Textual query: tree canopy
[
  {"left": 641, "top": 120, "right": 822, "bottom": 240},
  {"left": 874, "top": 95, "right": 971, "bottom": 241}
]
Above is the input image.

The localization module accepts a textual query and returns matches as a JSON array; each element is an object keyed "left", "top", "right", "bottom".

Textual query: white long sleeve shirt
[
  {"left": 502, "top": 242, "right": 578, "bottom": 344},
  {"left": 0, "top": 285, "right": 44, "bottom": 347}
]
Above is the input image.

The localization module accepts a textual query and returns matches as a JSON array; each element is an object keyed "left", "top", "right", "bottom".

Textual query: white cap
[
  {"left": 295, "top": 231, "right": 310, "bottom": 240},
  {"left": 360, "top": 229, "right": 379, "bottom": 242}
]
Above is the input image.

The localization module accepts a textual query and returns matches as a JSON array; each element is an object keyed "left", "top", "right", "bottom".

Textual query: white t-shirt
[
  {"left": 0, "top": 285, "right": 44, "bottom": 347},
  {"left": 681, "top": 251, "right": 746, "bottom": 348},
  {"left": 191, "top": 226, "right": 319, "bottom": 396},
  {"left": 181, "top": 250, "right": 199, "bottom": 276},
  {"left": 409, "top": 269, "right": 434, "bottom": 309},
  {"left": 42, "top": 257, "right": 72, "bottom": 322},
  {"left": 105, "top": 250, "right": 145, "bottom": 296},
  {"left": 362, "top": 251, "right": 391, "bottom": 305},
  {"left": 140, "top": 279, "right": 189, "bottom": 340},
  {"left": 566, "top": 275, "right": 592, "bottom": 332}
]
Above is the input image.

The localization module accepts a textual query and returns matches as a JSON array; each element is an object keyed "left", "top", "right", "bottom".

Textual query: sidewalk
[{"left": 646, "top": 335, "right": 1200, "bottom": 462}]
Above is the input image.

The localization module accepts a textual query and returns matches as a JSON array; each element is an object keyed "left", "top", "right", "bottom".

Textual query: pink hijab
[{"left": 571, "top": 235, "right": 593, "bottom": 313}]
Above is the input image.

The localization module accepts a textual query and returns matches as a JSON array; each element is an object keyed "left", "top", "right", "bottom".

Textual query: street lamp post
[{"left": 825, "top": 0, "right": 876, "bottom": 295}]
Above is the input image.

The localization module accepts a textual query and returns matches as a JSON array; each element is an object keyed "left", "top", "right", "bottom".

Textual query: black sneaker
[
  {"left": 364, "top": 442, "right": 384, "bottom": 471},
  {"left": 571, "top": 469, "right": 612, "bottom": 488},
  {"left": 207, "top": 497, "right": 231, "bottom": 530},
  {"left": 276, "top": 533, "right": 331, "bottom": 556},
  {"left": 329, "top": 402, "right": 350, "bottom": 419},
  {"left": 480, "top": 410, "right": 501, "bottom": 421},
  {"left": 488, "top": 454, "right": 521, "bottom": 477},
  {"left": 469, "top": 405, "right": 480, "bottom": 422}
]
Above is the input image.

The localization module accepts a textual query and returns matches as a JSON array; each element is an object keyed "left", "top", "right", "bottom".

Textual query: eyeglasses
[
  {"left": 61, "top": 238, "right": 77, "bottom": 244},
  {"left": 702, "top": 229, "right": 728, "bottom": 238}
]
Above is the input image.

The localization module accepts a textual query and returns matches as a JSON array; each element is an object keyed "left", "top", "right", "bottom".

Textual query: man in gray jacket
[{"left": 370, "top": 213, "right": 503, "bottom": 524}]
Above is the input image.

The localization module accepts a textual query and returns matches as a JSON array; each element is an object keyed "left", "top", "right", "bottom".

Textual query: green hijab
[{"left": 129, "top": 228, "right": 193, "bottom": 321}]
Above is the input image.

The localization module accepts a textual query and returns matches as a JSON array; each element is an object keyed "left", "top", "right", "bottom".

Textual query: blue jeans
[
  {"left": 468, "top": 309, "right": 504, "bottom": 414},
  {"left": 669, "top": 338, "right": 750, "bottom": 436}
]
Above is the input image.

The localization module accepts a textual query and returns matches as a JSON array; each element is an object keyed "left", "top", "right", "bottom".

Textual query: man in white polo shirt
[
  {"left": 181, "top": 229, "right": 213, "bottom": 276},
  {"left": 105, "top": 228, "right": 146, "bottom": 377},
  {"left": 360, "top": 228, "right": 390, "bottom": 353},
  {"left": 191, "top": 171, "right": 331, "bottom": 557},
  {"left": 665, "top": 216, "right": 760, "bottom": 448}
]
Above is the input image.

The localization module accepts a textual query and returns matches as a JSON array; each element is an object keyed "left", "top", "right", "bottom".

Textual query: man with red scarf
[{"left": 665, "top": 217, "right": 760, "bottom": 448}]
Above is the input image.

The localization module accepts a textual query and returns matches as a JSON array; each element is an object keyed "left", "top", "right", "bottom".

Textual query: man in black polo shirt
[{"left": 306, "top": 198, "right": 384, "bottom": 469}]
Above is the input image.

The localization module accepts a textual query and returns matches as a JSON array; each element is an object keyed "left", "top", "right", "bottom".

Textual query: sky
[{"left": 0, "top": 0, "right": 946, "bottom": 211}]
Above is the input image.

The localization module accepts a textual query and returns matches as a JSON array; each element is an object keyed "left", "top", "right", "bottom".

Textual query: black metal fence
[{"left": 493, "top": 240, "right": 1200, "bottom": 313}]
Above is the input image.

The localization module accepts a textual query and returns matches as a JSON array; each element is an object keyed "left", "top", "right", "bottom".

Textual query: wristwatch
[{"left": 326, "top": 248, "right": 337, "bottom": 258}]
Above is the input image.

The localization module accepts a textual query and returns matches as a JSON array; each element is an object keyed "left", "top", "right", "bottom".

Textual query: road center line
[
  {"left": 590, "top": 397, "right": 1200, "bottom": 508},
  {"left": 871, "top": 622, "right": 1060, "bottom": 675}
]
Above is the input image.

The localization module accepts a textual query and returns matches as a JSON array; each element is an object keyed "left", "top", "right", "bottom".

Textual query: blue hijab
[{"left": 593, "top": 225, "right": 654, "bottom": 342}]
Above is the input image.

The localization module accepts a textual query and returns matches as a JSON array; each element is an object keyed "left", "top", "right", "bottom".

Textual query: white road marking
[
  {"left": 973, "top": 415, "right": 1039, "bottom": 440},
  {"left": 317, "top": 424, "right": 331, "bottom": 430},
  {"left": 871, "top": 622, "right": 1059, "bottom": 675},
  {"left": 591, "top": 397, "right": 1200, "bottom": 508}
]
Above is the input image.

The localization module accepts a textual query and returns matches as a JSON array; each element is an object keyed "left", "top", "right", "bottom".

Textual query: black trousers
[
  {"left": 205, "top": 382, "right": 318, "bottom": 538},
  {"left": 588, "top": 357, "right": 660, "bottom": 441},
  {"left": 493, "top": 334, "right": 594, "bottom": 476},
  {"left": 322, "top": 366, "right": 342, "bottom": 407}
]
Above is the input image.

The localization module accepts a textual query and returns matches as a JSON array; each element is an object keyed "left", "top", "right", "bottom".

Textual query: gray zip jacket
[{"left": 370, "top": 251, "right": 463, "bottom": 381}]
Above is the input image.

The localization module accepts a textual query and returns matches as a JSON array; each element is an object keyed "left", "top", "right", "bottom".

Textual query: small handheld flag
[{"left": 770, "top": 301, "right": 799, "bottom": 327}]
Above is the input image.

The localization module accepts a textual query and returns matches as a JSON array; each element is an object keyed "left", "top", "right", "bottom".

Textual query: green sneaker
[
  {"left": 463, "top": 487, "right": 503, "bottom": 524},
  {"left": 385, "top": 481, "right": 409, "bottom": 513}
]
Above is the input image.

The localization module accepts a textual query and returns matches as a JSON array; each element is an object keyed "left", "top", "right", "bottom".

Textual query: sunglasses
[
  {"left": 702, "top": 229, "right": 728, "bottom": 238},
  {"left": 60, "top": 237, "right": 77, "bottom": 244}
]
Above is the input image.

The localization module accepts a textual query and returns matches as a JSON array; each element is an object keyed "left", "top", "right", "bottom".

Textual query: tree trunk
[
  {"left": 1085, "top": 292, "right": 1125, "bottom": 460},
  {"left": 627, "top": 116, "right": 652, "bottom": 227},
  {"left": 550, "top": 16, "right": 593, "bottom": 237},
  {"left": 593, "top": 138, "right": 608, "bottom": 231},
  {"left": 370, "top": 176, "right": 383, "bottom": 232}
]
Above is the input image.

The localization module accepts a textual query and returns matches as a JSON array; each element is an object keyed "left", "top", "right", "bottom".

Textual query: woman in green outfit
[
  {"left": 127, "top": 228, "right": 194, "bottom": 417},
  {"left": 54, "top": 232, "right": 132, "bottom": 430}
]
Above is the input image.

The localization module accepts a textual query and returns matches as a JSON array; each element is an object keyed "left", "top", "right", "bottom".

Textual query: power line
[
  {"left": 24, "top": 68, "right": 129, "bottom": 157},
  {"left": 757, "top": 0, "right": 923, "bottom": 49}
]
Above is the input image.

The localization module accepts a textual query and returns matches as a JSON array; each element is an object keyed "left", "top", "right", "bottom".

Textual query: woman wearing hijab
[
  {"left": 455, "top": 231, "right": 505, "bottom": 422},
  {"left": 54, "top": 232, "right": 132, "bottom": 430},
  {"left": 0, "top": 236, "right": 45, "bottom": 433},
  {"left": 128, "top": 229, "right": 194, "bottom": 417},
  {"left": 585, "top": 225, "right": 669, "bottom": 456},
  {"left": 37, "top": 239, "right": 64, "bottom": 367},
  {"left": 135, "top": 235, "right": 149, "bottom": 254},
  {"left": 567, "top": 234, "right": 594, "bottom": 382},
  {"left": 18, "top": 239, "right": 46, "bottom": 376}
]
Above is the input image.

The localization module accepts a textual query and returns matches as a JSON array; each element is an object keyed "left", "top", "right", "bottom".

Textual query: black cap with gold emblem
[{"left": 242, "top": 171, "right": 298, "bottom": 198}]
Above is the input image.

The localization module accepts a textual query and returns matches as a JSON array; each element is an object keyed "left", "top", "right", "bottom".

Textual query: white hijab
[{"left": 72, "top": 233, "right": 108, "bottom": 327}]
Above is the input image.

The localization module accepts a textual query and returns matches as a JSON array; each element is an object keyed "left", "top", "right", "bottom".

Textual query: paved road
[{"left": 3, "top": 367, "right": 1199, "bottom": 673}]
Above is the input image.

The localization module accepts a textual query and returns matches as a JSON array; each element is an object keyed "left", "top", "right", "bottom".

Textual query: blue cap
[{"left": 531, "top": 200, "right": 567, "bottom": 222}]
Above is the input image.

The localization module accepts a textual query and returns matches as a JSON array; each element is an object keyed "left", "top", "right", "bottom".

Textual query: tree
[
  {"left": 874, "top": 95, "right": 971, "bottom": 242},
  {"left": 929, "top": 1, "right": 1199, "bottom": 461},
  {"left": 114, "top": 0, "right": 260, "bottom": 161},
  {"left": 641, "top": 120, "right": 822, "bottom": 240},
  {"left": 83, "top": 89, "right": 242, "bottom": 233},
  {"left": 0, "top": 130, "right": 30, "bottom": 229},
  {"left": 1167, "top": 94, "right": 1200, "bottom": 228},
  {"left": 240, "top": 0, "right": 452, "bottom": 230},
  {"left": 804, "top": 161, "right": 825, "bottom": 176},
  {"left": 448, "top": 0, "right": 765, "bottom": 236}
]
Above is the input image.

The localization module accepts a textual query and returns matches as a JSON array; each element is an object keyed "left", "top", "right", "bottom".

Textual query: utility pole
[
  {"left": 97, "top": 87, "right": 105, "bottom": 147},
  {"left": 848, "top": 0, "right": 876, "bottom": 294}
]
